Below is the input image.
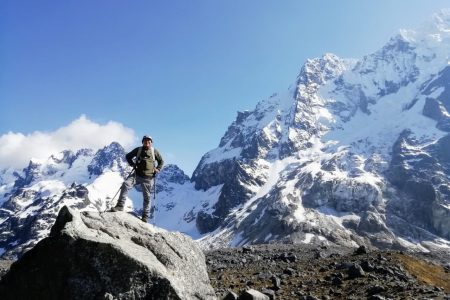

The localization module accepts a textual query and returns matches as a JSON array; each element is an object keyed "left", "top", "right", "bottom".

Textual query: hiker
[{"left": 110, "top": 135, "right": 164, "bottom": 222}]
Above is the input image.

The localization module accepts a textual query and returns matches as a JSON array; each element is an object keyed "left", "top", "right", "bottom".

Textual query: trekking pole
[
  {"left": 153, "top": 173, "right": 157, "bottom": 200},
  {"left": 152, "top": 174, "right": 157, "bottom": 224},
  {"left": 104, "top": 167, "right": 135, "bottom": 212}
]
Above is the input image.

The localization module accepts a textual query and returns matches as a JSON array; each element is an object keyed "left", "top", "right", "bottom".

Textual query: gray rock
[
  {"left": 354, "top": 245, "right": 368, "bottom": 255},
  {"left": 283, "top": 267, "right": 295, "bottom": 276},
  {"left": 223, "top": 290, "right": 239, "bottom": 300},
  {"left": 361, "top": 260, "right": 375, "bottom": 272},
  {"left": 0, "top": 206, "right": 216, "bottom": 300},
  {"left": 299, "top": 296, "right": 320, "bottom": 300},
  {"left": 260, "top": 288, "right": 276, "bottom": 300},
  {"left": 271, "top": 275, "right": 282, "bottom": 290},
  {"left": 347, "top": 263, "right": 366, "bottom": 279},
  {"left": 331, "top": 277, "right": 343, "bottom": 286},
  {"left": 239, "top": 288, "right": 270, "bottom": 300},
  {"left": 0, "top": 260, "right": 13, "bottom": 281},
  {"left": 366, "top": 285, "right": 386, "bottom": 295}
]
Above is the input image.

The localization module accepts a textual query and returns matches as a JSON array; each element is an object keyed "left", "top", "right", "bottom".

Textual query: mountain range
[{"left": 1, "top": 10, "right": 450, "bottom": 259}]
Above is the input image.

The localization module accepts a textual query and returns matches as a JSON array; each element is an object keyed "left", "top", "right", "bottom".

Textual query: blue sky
[{"left": 1, "top": 1, "right": 449, "bottom": 175}]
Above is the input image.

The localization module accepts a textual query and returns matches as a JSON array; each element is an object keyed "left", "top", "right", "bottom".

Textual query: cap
[{"left": 142, "top": 135, "right": 153, "bottom": 143}]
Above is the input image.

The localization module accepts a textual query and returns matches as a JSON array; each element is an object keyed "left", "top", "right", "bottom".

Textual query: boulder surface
[{"left": 0, "top": 206, "right": 216, "bottom": 300}]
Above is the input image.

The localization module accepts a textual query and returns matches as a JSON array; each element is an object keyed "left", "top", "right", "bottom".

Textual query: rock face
[
  {"left": 387, "top": 130, "right": 450, "bottom": 240},
  {"left": 0, "top": 206, "right": 216, "bottom": 300}
]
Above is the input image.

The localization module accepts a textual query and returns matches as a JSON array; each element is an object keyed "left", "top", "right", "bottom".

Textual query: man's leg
[
  {"left": 112, "top": 175, "right": 135, "bottom": 211},
  {"left": 141, "top": 178, "right": 153, "bottom": 222}
]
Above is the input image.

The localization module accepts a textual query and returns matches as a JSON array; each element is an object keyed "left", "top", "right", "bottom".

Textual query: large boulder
[{"left": 0, "top": 206, "right": 216, "bottom": 300}]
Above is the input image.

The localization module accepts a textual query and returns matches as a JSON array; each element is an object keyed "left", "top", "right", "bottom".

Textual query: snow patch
[{"left": 302, "top": 233, "right": 315, "bottom": 244}]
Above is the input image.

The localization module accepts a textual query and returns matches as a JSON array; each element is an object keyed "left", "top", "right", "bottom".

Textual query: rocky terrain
[
  {"left": 2, "top": 243, "right": 449, "bottom": 300},
  {"left": 206, "top": 244, "right": 450, "bottom": 300},
  {"left": 1, "top": 227, "right": 450, "bottom": 299}
]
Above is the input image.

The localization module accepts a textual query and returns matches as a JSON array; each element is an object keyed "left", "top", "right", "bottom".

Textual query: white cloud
[{"left": 0, "top": 115, "right": 136, "bottom": 170}]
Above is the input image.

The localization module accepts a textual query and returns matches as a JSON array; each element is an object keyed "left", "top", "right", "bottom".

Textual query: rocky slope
[
  {"left": 206, "top": 244, "right": 450, "bottom": 300},
  {"left": 2, "top": 241, "right": 449, "bottom": 299}
]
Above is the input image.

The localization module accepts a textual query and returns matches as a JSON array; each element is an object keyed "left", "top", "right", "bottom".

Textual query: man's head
[{"left": 142, "top": 135, "right": 153, "bottom": 149}]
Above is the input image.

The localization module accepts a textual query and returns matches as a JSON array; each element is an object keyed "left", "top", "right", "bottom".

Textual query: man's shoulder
[{"left": 127, "top": 147, "right": 141, "bottom": 155}]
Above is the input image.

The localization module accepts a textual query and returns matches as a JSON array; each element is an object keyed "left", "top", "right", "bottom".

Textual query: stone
[
  {"left": 0, "top": 206, "right": 216, "bottom": 300},
  {"left": 347, "top": 263, "right": 366, "bottom": 279},
  {"left": 271, "top": 276, "right": 282, "bottom": 290},
  {"left": 354, "top": 245, "right": 368, "bottom": 255},
  {"left": 361, "top": 260, "right": 375, "bottom": 272},
  {"left": 223, "top": 290, "right": 239, "bottom": 300},
  {"left": 300, "top": 295, "right": 319, "bottom": 300},
  {"left": 283, "top": 267, "right": 295, "bottom": 276},
  {"left": 331, "top": 277, "right": 343, "bottom": 286},
  {"left": 314, "top": 251, "right": 326, "bottom": 259},
  {"left": 260, "top": 288, "right": 276, "bottom": 300},
  {"left": 367, "top": 285, "right": 386, "bottom": 295},
  {"left": 239, "top": 288, "right": 270, "bottom": 300},
  {"left": 242, "top": 246, "right": 254, "bottom": 253}
]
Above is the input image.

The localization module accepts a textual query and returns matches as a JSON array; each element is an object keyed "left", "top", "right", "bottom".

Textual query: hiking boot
[
  {"left": 109, "top": 206, "right": 124, "bottom": 212},
  {"left": 141, "top": 215, "right": 148, "bottom": 223}
]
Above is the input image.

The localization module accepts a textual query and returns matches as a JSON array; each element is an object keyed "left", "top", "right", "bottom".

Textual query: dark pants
[{"left": 115, "top": 174, "right": 153, "bottom": 220}]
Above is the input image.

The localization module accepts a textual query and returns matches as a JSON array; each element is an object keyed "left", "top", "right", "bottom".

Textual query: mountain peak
[
  {"left": 87, "top": 142, "right": 128, "bottom": 176},
  {"left": 430, "top": 8, "right": 450, "bottom": 31},
  {"left": 399, "top": 9, "right": 450, "bottom": 44},
  {"left": 298, "top": 53, "right": 349, "bottom": 86}
]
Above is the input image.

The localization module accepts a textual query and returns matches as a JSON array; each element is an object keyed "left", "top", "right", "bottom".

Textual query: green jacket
[{"left": 126, "top": 147, "right": 164, "bottom": 178}]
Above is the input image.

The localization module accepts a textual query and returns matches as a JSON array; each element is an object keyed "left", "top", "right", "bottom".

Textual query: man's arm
[
  {"left": 125, "top": 147, "right": 139, "bottom": 166},
  {"left": 155, "top": 150, "right": 164, "bottom": 171}
]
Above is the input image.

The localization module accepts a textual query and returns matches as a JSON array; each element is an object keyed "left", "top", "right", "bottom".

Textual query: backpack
[{"left": 136, "top": 146, "right": 155, "bottom": 164}]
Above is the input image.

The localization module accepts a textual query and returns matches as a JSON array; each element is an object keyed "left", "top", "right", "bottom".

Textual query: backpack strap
[
  {"left": 136, "top": 146, "right": 143, "bottom": 163},
  {"left": 150, "top": 147, "right": 155, "bottom": 162}
]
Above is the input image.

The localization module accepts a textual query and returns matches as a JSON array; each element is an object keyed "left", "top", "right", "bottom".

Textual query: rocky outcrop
[
  {"left": 387, "top": 130, "right": 450, "bottom": 239},
  {"left": 0, "top": 206, "right": 216, "bottom": 300}
]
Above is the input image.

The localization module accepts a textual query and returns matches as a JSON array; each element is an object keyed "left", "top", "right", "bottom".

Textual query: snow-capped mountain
[
  {"left": 192, "top": 10, "right": 450, "bottom": 251},
  {"left": 0, "top": 143, "right": 193, "bottom": 259},
  {"left": 2, "top": 10, "right": 450, "bottom": 258}
]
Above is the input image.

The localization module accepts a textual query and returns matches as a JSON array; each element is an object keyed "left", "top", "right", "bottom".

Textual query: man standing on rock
[{"left": 110, "top": 135, "right": 164, "bottom": 222}]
